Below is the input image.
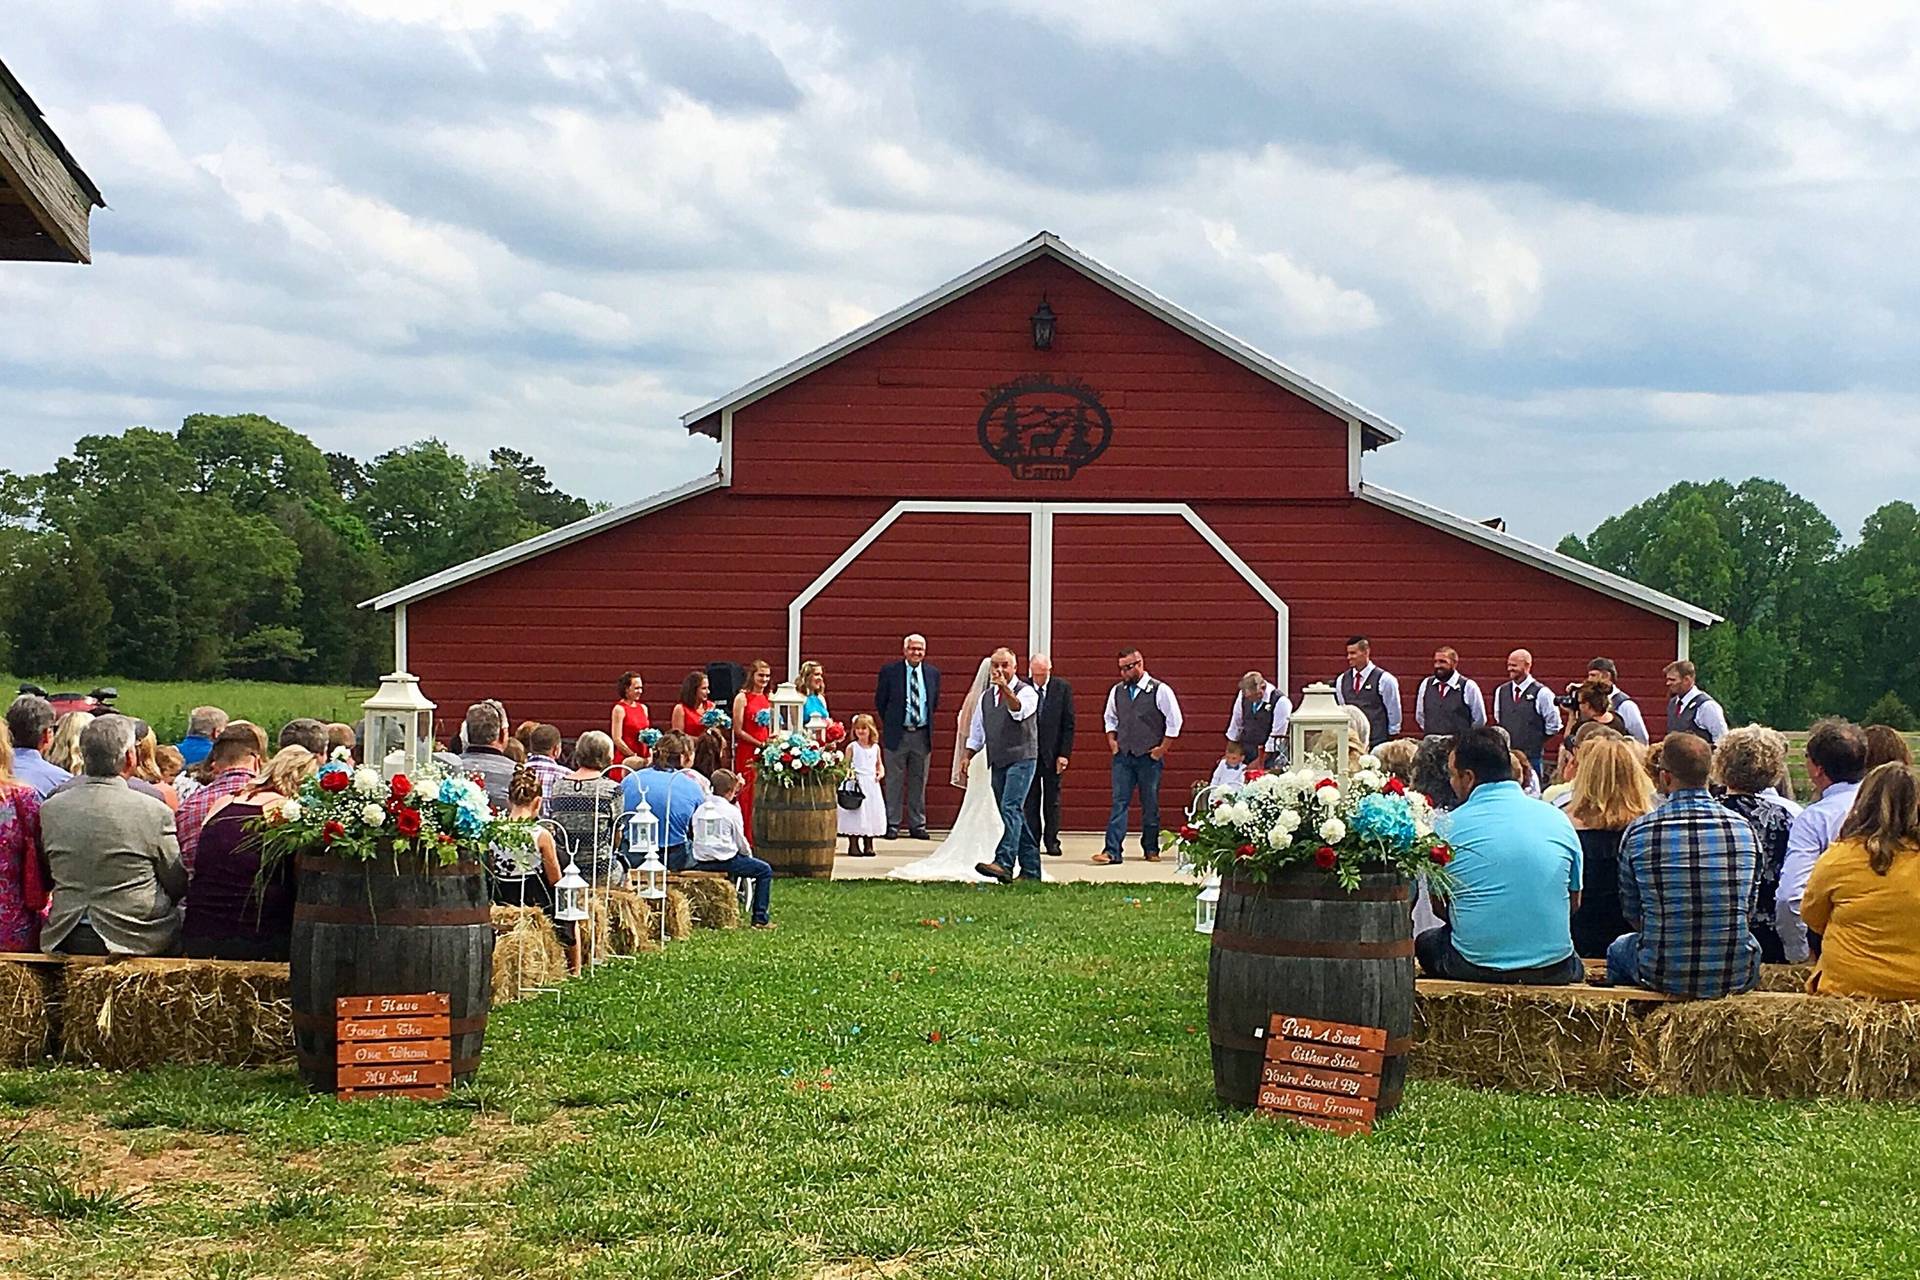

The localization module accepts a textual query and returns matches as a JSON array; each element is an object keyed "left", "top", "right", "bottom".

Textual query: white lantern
[
  {"left": 625, "top": 799, "right": 658, "bottom": 861},
  {"left": 634, "top": 848, "right": 669, "bottom": 946},
  {"left": 1195, "top": 875, "right": 1221, "bottom": 934},
  {"left": 554, "top": 859, "right": 589, "bottom": 923},
  {"left": 362, "top": 672, "right": 436, "bottom": 781},
  {"left": 1289, "top": 682, "right": 1354, "bottom": 781},
  {"left": 770, "top": 680, "right": 807, "bottom": 737}
]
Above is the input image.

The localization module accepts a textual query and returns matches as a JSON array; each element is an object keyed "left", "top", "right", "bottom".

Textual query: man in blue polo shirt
[
  {"left": 621, "top": 731, "right": 705, "bottom": 871},
  {"left": 1415, "top": 726, "right": 1584, "bottom": 984}
]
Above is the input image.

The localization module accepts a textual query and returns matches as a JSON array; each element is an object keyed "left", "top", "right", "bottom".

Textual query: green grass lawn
[
  {"left": 2, "top": 675, "right": 373, "bottom": 743},
  {"left": 3, "top": 883, "right": 1918, "bottom": 1279}
]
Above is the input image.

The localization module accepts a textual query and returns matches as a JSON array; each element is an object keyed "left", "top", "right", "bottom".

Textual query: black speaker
[{"left": 706, "top": 660, "right": 747, "bottom": 708}]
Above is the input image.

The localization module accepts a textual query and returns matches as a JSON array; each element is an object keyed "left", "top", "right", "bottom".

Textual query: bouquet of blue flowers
[
  {"left": 755, "top": 730, "right": 850, "bottom": 790},
  {"left": 702, "top": 707, "right": 733, "bottom": 730}
]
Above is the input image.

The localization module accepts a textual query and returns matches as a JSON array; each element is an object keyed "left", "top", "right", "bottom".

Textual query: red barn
[{"left": 366, "top": 233, "right": 1716, "bottom": 829}]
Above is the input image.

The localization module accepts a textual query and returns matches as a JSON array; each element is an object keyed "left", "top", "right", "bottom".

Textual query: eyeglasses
[{"left": 1118, "top": 658, "right": 1141, "bottom": 672}]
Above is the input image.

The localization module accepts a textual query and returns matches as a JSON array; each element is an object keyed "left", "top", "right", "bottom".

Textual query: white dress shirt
[
  {"left": 1102, "top": 673, "right": 1185, "bottom": 738},
  {"left": 1612, "top": 690, "right": 1650, "bottom": 745},
  {"left": 966, "top": 679, "right": 1040, "bottom": 751},
  {"left": 1333, "top": 663, "right": 1402, "bottom": 735},
  {"left": 1210, "top": 759, "right": 1247, "bottom": 789},
  {"left": 691, "top": 795, "right": 751, "bottom": 862},
  {"left": 1414, "top": 674, "right": 1488, "bottom": 731},
  {"left": 1224, "top": 684, "right": 1292, "bottom": 748},
  {"left": 1673, "top": 688, "right": 1730, "bottom": 745},
  {"left": 1775, "top": 779, "right": 1861, "bottom": 962},
  {"left": 1759, "top": 785, "right": 1805, "bottom": 818}
]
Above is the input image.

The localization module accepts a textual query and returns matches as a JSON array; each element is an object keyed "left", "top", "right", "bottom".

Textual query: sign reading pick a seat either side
[
  {"left": 1256, "top": 1013, "right": 1386, "bottom": 1134},
  {"left": 977, "top": 375, "right": 1113, "bottom": 481}
]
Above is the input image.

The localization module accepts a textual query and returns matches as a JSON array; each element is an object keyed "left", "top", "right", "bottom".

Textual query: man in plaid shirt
[{"left": 1609, "top": 733, "right": 1761, "bottom": 997}]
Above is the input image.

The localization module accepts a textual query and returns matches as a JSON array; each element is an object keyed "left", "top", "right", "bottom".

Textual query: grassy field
[
  {"left": 1, "top": 676, "right": 372, "bottom": 743},
  {"left": 2, "top": 882, "right": 1916, "bottom": 1279}
]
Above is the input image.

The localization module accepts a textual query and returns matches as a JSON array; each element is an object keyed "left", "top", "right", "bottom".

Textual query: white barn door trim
[{"left": 788, "top": 501, "right": 1290, "bottom": 692}]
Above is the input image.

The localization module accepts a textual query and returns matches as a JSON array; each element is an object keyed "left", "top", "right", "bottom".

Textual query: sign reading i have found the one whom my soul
[
  {"left": 1256, "top": 1014, "right": 1386, "bottom": 1134},
  {"left": 335, "top": 993, "right": 452, "bottom": 1100}
]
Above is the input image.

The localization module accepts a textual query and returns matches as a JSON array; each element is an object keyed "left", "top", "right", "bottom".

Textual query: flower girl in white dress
[{"left": 839, "top": 714, "right": 888, "bottom": 857}]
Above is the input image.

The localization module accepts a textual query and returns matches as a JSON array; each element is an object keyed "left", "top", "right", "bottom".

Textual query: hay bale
[
  {"left": 603, "top": 889, "right": 659, "bottom": 955},
  {"left": 1413, "top": 982, "right": 1653, "bottom": 1094},
  {"left": 0, "top": 960, "right": 54, "bottom": 1066},
  {"left": 677, "top": 874, "right": 741, "bottom": 930},
  {"left": 1758, "top": 963, "right": 1815, "bottom": 994},
  {"left": 61, "top": 959, "right": 291, "bottom": 1070},
  {"left": 1633, "top": 993, "right": 1920, "bottom": 1101},
  {"left": 661, "top": 887, "right": 693, "bottom": 941},
  {"left": 489, "top": 906, "right": 567, "bottom": 1004}
]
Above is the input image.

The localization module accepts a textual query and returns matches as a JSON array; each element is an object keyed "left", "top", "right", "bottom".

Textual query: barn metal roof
[{"left": 681, "top": 231, "right": 1406, "bottom": 450}]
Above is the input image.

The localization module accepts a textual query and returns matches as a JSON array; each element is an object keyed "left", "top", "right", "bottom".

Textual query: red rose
[
  {"left": 1316, "top": 777, "right": 1336, "bottom": 791},
  {"left": 395, "top": 807, "right": 423, "bottom": 837},
  {"left": 1178, "top": 824, "right": 1200, "bottom": 841},
  {"left": 1313, "top": 845, "right": 1338, "bottom": 870},
  {"left": 390, "top": 774, "right": 412, "bottom": 799},
  {"left": 440, "top": 833, "right": 454, "bottom": 845},
  {"left": 1244, "top": 768, "right": 1265, "bottom": 782},
  {"left": 322, "top": 819, "right": 345, "bottom": 844},
  {"left": 319, "top": 770, "right": 350, "bottom": 793},
  {"left": 1384, "top": 777, "right": 1406, "bottom": 795},
  {"left": 1430, "top": 844, "right": 1453, "bottom": 866},
  {"left": 1235, "top": 843, "right": 1256, "bottom": 860}
]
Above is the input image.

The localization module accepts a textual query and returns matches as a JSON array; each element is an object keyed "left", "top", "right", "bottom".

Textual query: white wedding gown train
[{"left": 889, "top": 752, "right": 1046, "bottom": 882}]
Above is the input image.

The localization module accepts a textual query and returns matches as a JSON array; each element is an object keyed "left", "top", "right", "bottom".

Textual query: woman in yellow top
[{"left": 1802, "top": 762, "right": 1920, "bottom": 999}]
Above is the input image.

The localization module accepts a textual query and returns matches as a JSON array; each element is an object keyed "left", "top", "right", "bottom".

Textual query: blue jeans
[
  {"left": 990, "top": 758, "right": 1040, "bottom": 879},
  {"left": 695, "top": 853, "right": 773, "bottom": 925},
  {"left": 1415, "top": 925, "right": 1584, "bottom": 984},
  {"left": 1606, "top": 932, "right": 1643, "bottom": 987},
  {"left": 1105, "top": 753, "right": 1164, "bottom": 859}
]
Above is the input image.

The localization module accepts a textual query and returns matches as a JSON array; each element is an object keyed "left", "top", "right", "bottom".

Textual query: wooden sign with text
[
  {"left": 336, "top": 993, "right": 451, "bottom": 1101},
  {"left": 1256, "top": 1013, "right": 1386, "bottom": 1135}
]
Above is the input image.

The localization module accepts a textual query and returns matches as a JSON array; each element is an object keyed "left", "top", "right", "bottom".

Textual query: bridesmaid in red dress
[
  {"left": 610, "top": 671, "right": 651, "bottom": 763},
  {"left": 731, "top": 660, "right": 774, "bottom": 833},
  {"left": 669, "top": 671, "right": 717, "bottom": 736}
]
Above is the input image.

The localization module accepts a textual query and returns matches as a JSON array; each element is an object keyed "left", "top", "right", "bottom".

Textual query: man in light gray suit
[{"left": 41, "top": 715, "right": 187, "bottom": 956}]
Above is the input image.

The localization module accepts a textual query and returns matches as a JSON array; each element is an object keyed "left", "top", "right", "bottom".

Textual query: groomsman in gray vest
[
  {"left": 1586, "top": 657, "right": 1650, "bottom": 744},
  {"left": 1226, "top": 671, "right": 1290, "bottom": 769},
  {"left": 966, "top": 648, "right": 1042, "bottom": 883},
  {"left": 1664, "top": 660, "right": 1729, "bottom": 745},
  {"left": 1094, "top": 647, "right": 1184, "bottom": 865},
  {"left": 1415, "top": 647, "right": 1486, "bottom": 737},
  {"left": 1334, "top": 636, "right": 1401, "bottom": 747},
  {"left": 1494, "top": 649, "right": 1562, "bottom": 780}
]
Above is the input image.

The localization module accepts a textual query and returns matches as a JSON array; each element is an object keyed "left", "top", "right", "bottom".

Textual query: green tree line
[
  {"left": 1559, "top": 477, "right": 1920, "bottom": 730},
  {"left": 0, "top": 413, "right": 594, "bottom": 684}
]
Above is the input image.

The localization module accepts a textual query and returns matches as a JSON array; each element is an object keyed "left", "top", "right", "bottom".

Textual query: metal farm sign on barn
[{"left": 366, "top": 233, "right": 1714, "bottom": 830}]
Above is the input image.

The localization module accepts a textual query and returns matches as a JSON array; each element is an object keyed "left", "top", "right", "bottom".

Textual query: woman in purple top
[
  {"left": 0, "top": 724, "right": 49, "bottom": 951},
  {"left": 183, "top": 746, "right": 316, "bottom": 961}
]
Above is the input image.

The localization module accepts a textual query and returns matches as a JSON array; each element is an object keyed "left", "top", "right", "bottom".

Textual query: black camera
[{"left": 1553, "top": 682, "right": 1582, "bottom": 711}]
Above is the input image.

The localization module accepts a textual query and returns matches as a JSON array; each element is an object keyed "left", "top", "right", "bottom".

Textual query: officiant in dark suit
[
  {"left": 875, "top": 633, "right": 941, "bottom": 839},
  {"left": 1025, "top": 653, "right": 1074, "bottom": 856}
]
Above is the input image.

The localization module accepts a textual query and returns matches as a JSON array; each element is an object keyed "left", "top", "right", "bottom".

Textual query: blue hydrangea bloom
[{"left": 1352, "top": 794, "right": 1417, "bottom": 850}]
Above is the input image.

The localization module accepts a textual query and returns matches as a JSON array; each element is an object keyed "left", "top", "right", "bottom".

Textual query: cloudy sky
[{"left": 4, "top": 0, "right": 1917, "bottom": 544}]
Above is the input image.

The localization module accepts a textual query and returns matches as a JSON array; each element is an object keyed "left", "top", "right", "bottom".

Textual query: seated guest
[
  {"left": 175, "top": 725, "right": 267, "bottom": 872},
  {"left": 1608, "top": 734, "right": 1761, "bottom": 997},
  {"left": 155, "top": 744, "right": 185, "bottom": 787},
  {"left": 458, "top": 701, "right": 516, "bottom": 810},
  {"left": 277, "top": 717, "right": 330, "bottom": 756},
  {"left": 622, "top": 733, "right": 706, "bottom": 871},
  {"left": 1777, "top": 718, "right": 1869, "bottom": 962},
  {"left": 5, "top": 693, "right": 71, "bottom": 798},
  {"left": 0, "top": 721, "right": 49, "bottom": 951},
  {"left": 1566, "top": 734, "right": 1655, "bottom": 957},
  {"left": 1802, "top": 763, "right": 1920, "bottom": 999},
  {"left": 526, "top": 724, "right": 568, "bottom": 796},
  {"left": 325, "top": 722, "right": 357, "bottom": 762},
  {"left": 1409, "top": 735, "right": 1461, "bottom": 812},
  {"left": 504, "top": 738, "right": 528, "bottom": 767},
  {"left": 40, "top": 716, "right": 186, "bottom": 956},
  {"left": 689, "top": 769, "right": 774, "bottom": 929},
  {"left": 1509, "top": 749, "right": 1539, "bottom": 798},
  {"left": 1415, "top": 727, "right": 1584, "bottom": 985},
  {"left": 130, "top": 721, "right": 180, "bottom": 811},
  {"left": 1865, "top": 725, "right": 1914, "bottom": 771},
  {"left": 1545, "top": 721, "right": 1625, "bottom": 811},
  {"left": 182, "top": 746, "right": 317, "bottom": 961},
  {"left": 1714, "top": 725, "right": 1797, "bottom": 962},
  {"left": 46, "top": 711, "right": 92, "bottom": 774},
  {"left": 1372, "top": 738, "right": 1418, "bottom": 786},
  {"left": 543, "top": 731, "right": 624, "bottom": 885},
  {"left": 174, "top": 705, "right": 229, "bottom": 768},
  {"left": 498, "top": 766, "right": 580, "bottom": 974}
]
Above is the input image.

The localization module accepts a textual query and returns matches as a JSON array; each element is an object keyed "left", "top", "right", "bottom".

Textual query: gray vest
[
  {"left": 984, "top": 681, "right": 1040, "bottom": 766},
  {"left": 1236, "top": 691, "right": 1277, "bottom": 755},
  {"left": 1342, "top": 667, "right": 1391, "bottom": 746},
  {"left": 1421, "top": 677, "right": 1477, "bottom": 737},
  {"left": 1669, "top": 691, "right": 1717, "bottom": 743},
  {"left": 1111, "top": 679, "right": 1169, "bottom": 756},
  {"left": 1495, "top": 679, "right": 1549, "bottom": 754}
]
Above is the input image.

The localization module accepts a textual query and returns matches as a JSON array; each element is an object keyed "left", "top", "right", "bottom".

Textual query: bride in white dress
[{"left": 891, "top": 657, "right": 1041, "bottom": 882}]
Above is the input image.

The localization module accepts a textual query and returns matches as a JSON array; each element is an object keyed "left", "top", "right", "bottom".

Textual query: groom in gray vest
[{"left": 966, "top": 647, "right": 1042, "bottom": 883}]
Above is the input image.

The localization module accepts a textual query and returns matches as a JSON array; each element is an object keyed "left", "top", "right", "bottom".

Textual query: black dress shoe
[
  {"left": 884, "top": 828, "right": 901, "bottom": 841},
  {"left": 910, "top": 828, "right": 931, "bottom": 840},
  {"left": 1044, "top": 846, "right": 1063, "bottom": 857},
  {"left": 974, "top": 862, "right": 1012, "bottom": 882}
]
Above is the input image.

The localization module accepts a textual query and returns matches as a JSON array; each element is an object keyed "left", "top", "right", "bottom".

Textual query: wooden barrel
[
  {"left": 289, "top": 853, "right": 493, "bottom": 1093},
  {"left": 752, "top": 780, "right": 837, "bottom": 878},
  {"left": 1207, "top": 867, "right": 1413, "bottom": 1116}
]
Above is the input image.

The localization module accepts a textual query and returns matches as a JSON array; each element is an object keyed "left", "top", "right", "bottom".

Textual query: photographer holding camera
[{"left": 1579, "top": 657, "right": 1649, "bottom": 744}]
